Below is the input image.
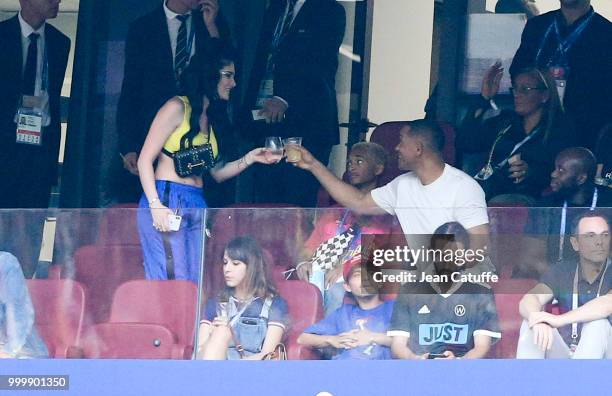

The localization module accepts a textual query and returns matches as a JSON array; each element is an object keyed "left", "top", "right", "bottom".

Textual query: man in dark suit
[
  {"left": 114, "top": 0, "right": 229, "bottom": 203},
  {"left": 243, "top": 0, "right": 345, "bottom": 207},
  {"left": 0, "top": 0, "right": 70, "bottom": 208},
  {"left": 510, "top": 0, "right": 612, "bottom": 152}
]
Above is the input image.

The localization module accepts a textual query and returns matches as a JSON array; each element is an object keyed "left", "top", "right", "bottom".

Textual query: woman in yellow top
[{"left": 137, "top": 45, "right": 277, "bottom": 283}]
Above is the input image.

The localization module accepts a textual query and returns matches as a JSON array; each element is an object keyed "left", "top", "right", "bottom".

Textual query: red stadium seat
[
  {"left": 492, "top": 278, "right": 538, "bottom": 358},
  {"left": 72, "top": 245, "right": 145, "bottom": 323},
  {"left": 487, "top": 205, "right": 530, "bottom": 278},
  {"left": 488, "top": 205, "right": 529, "bottom": 236},
  {"left": 27, "top": 279, "right": 87, "bottom": 358},
  {"left": 369, "top": 122, "right": 406, "bottom": 185},
  {"left": 74, "top": 280, "right": 198, "bottom": 359},
  {"left": 108, "top": 280, "right": 198, "bottom": 358},
  {"left": 79, "top": 323, "right": 182, "bottom": 359},
  {"left": 276, "top": 280, "right": 324, "bottom": 359}
]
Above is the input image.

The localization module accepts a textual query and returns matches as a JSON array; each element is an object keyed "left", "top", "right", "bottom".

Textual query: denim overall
[{"left": 226, "top": 296, "right": 273, "bottom": 360}]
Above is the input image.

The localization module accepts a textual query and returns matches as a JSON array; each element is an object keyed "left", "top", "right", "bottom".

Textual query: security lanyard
[
  {"left": 497, "top": 126, "right": 541, "bottom": 169},
  {"left": 558, "top": 188, "right": 598, "bottom": 261},
  {"left": 271, "top": 1, "right": 294, "bottom": 50},
  {"left": 571, "top": 258, "right": 609, "bottom": 342},
  {"left": 535, "top": 9, "right": 595, "bottom": 66}
]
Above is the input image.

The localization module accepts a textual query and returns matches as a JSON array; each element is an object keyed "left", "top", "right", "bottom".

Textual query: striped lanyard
[{"left": 535, "top": 9, "right": 595, "bottom": 67}]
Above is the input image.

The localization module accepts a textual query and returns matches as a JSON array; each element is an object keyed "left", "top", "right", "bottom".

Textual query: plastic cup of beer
[
  {"left": 283, "top": 137, "right": 303, "bottom": 163},
  {"left": 265, "top": 136, "right": 284, "bottom": 162}
]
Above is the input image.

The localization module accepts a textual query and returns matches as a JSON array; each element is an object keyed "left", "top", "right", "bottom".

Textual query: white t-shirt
[{"left": 371, "top": 164, "right": 488, "bottom": 235}]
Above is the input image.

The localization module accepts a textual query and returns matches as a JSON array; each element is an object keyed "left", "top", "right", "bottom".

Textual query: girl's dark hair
[
  {"left": 220, "top": 236, "right": 277, "bottom": 300},
  {"left": 431, "top": 222, "right": 470, "bottom": 249},
  {"left": 178, "top": 41, "right": 237, "bottom": 161},
  {"left": 512, "top": 67, "right": 562, "bottom": 144}
]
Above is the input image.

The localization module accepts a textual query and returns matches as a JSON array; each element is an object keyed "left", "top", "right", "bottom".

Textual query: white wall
[
  {"left": 329, "top": 1, "right": 356, "bottom": 177},
  {"left": 366, "top": 0, "right": 434, "bottom": 125}
]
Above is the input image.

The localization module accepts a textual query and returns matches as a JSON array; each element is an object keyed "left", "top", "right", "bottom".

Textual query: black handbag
[
  {"left": 173, "top": 143, "right": 215, "bottom": 177},
  {"left": 172, "top": 128, "right": 216, "bottom": 177}
]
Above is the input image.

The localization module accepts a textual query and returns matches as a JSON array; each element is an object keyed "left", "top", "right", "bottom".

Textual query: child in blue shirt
[{"left": 297, "top": 258, "right": 394, "bottom": 359}]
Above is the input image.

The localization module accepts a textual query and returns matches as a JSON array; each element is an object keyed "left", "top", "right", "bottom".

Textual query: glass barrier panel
[{"left": 1, "top": 206, "right": 610, "bottom": 360}]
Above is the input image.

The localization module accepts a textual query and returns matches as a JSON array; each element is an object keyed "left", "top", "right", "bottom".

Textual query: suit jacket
[
  {"left": 510, "top": 9, "right": 612, "bottom": 151},
  {"left": 0, "top": 15, "right": 70, "bottom": 186},
  {"left": 117, "top": 6, "right": 230, "bottom": 154},
  {"left": 243, "top": 0, "right": 345, "bottom": 148}
]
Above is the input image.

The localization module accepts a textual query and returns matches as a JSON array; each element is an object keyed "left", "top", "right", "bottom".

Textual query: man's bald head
[{"left": 557, "top": 147, "right": 596, "bottom": 180}]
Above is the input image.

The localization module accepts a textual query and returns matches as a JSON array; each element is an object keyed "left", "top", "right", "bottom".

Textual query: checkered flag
[{"left": 310, "top": 226, "right": 358, "bottom": 271}]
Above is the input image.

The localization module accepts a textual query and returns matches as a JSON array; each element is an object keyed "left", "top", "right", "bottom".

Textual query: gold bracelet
[{"left": 148, "top": 197, "right": 160, "bottom": 207}]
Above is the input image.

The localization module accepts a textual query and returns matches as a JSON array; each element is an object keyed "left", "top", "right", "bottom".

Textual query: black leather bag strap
[{"left": 161, "top": 182, "right": 175, "bottom": 280}]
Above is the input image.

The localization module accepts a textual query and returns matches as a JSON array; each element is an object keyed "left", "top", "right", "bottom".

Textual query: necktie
[
  {"left": 23, "top": 33, "right": 39, "bottom": 96},
  {"left": 174, "top": 14, "right": 190, "bottom": 78},
  {"left": 278, "top": 0, "right": 298, "bottom": 39}
]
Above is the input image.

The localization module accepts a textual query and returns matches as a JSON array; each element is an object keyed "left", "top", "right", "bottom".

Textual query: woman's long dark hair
[
  {"left": 219, "top": 236, "right": 278, "bottom": 301},
  {"left": 178, "top": 40, "right": 237, "bottom": 161}
]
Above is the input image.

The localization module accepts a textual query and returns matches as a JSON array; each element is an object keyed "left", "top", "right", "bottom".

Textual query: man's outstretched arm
[{"left": 292, "top": 146, "right": 387, "bottom": 215}]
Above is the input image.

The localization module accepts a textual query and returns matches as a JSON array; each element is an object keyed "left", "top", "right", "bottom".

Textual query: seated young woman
[{"left": 197, "top": 236, "right": 289, "bottom": 360}]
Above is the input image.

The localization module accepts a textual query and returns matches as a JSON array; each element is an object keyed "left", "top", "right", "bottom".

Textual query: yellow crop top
[{"left": 162, "top": 96, "right": 219, "bottom": 158}]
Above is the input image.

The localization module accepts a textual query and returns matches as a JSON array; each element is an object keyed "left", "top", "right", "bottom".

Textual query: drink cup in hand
[
  {"left": 217, "top": 300, "right": 229, "bottom": 318},
  {"left": 265, "top": 136, "right": 284, "bottom": 162},
  {"left": 283, "top": 137, "right": 303, "bottom": 163}
]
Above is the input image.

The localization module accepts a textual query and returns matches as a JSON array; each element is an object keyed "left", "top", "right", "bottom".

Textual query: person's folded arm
[
  {"left": 462, "top": 334, "right": 492, "bottom": 359},
  {"left": 519, "top": 283, "right": 554, "bottom": 320},
  {"left": 371, "top": 332, "right": 393, "bottom": 347},
  {"left": 553, "top": 293, "right": 612, "bottom": 327},
  {"left": 297, "top": 333, "right": 341, "bottom": 349},
  {"left": 389, "top": 334, "right": 426, "bottom": 359}
]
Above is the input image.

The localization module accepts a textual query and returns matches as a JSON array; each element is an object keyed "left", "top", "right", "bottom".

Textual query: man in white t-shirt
[{"left": 290, "top": 120, "right": 489, "bottom": 248}]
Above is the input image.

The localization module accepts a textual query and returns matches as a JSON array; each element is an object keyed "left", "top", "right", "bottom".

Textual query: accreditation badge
[
  {"left": 15, "top": 95, "right": 44, "bottom": 146},
  {"left": 474, "top": 163, "right": 494, "bottom": 181},
  {"left": 549, "top": 65, "right": 568, "bottom": 110}
]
